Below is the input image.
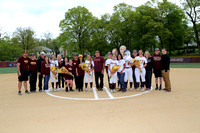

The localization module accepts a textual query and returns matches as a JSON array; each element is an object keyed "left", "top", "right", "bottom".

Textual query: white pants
[
  {"left": 50, "top": 71, "right": 58, "bottom": 82},
  {"left": 135, "top": 68, "right": 146, "bottom": 82},
  {"left": 124, "top": 67, "right": 133, "bottom": 82},
  {"left": 109, "top": 72, "right": 117, "bottom": 83},
  {"left": 85, "top": 71, "right": 93, "bottom": 83}
]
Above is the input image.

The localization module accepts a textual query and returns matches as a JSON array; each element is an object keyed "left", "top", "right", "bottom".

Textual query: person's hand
[
  {"left": 69, "top": 72, "right": 72, "bottom": 75},
  {"left": 18, "top": 72, "right": 21, "bottom": 76},
  {"left": 38, "top": 72, "right": 41, "bottom": 75},
  {"left": 76, "top": 73, "right": 78, "bottom": 76},
  {"left": 102, "top": 70, "right": 104, "bottom": 74},
  {"left": 120, "top": 71, "right": 123, "bottom": 74}
]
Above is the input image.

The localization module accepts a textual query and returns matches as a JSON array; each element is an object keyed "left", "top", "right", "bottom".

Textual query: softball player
[
  {"left": 135, "top": 50, "right": 147, "bottom": 91},
  {"left": 50, "top": 54, "right": 59, "bottom": 92},
  {"left": 123, "top": 51, "right": 134, "bottom": 91},
  {"left": 108, "top": 54, "right": 119, "bottom": 93},
  {"left": 105, "top": 52, "right": 112, "bottom": 88},
  {"left": 84, "top": 54, "right": 94, "bottom": 91}
]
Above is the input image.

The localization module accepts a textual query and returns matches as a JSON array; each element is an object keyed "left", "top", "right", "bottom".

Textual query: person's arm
[
  {"left": 17, "top": 63, "right": 21, "bottom": 76},
  {"left": 165, "top": 55, "right": 170, "bottom": 72},
  {"left": 120, "top": 63, "right": 126, "bottom": 74},
  {"left": 108, "top": 64, "right": 111, "bottom": 74},
  {"left": 102, "top": 57, "right": 105, "bottom": 74}
]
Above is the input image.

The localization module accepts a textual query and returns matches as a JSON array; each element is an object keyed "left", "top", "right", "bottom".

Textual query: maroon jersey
[
  {"left": 152, "top": 54, "right": 162, "bottom": 69},
  {"left": 93, "top": 56, "right": 105, "bottom": 72},
  {"left": 77, "top": 62, "right": 84, "bottom": 76},
  {"left": 17, "top": 56, "right": 30, "bottom": 70},
  {"left": 29, "top": 59, "right": 37, "bottom": 71},
  {"left": 64, "top": 64, "right": 75, "bottom": 80},
  {"left": 41, "top": 62, "right": 50, "bottom": 75},
  {"left": 58, "top": 60, "right": 64, "bottom": 68},
  {"left": 72, "top": 59, "right": 79, "bottom": 68}
]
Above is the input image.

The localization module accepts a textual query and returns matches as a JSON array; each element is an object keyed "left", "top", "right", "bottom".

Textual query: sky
[{"left": 0, "top": 0, "right": 181, "bottom": 38}]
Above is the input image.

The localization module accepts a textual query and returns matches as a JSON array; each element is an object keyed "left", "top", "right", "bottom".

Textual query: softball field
[{"left": 0, "top": 68, "right": 200, "bottom": 133}]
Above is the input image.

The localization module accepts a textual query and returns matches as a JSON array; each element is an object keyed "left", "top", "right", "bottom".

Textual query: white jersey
[
  {"left": 50, "top": 60, "right": 58, "bottom": 67},
  {"left": 105, "top": 58, "right": 112, "bottom": 66},
  {"left": 109, "top": 59, "right": 119, "bottom": 70},
  {"left": 124, "top": 57, "right": 132, "bottom": 68},
  {"left": 117, "top": 59, "right": 126, "bottom": 73},
  {"left": 85, "top": 60, "right": 94, "bottom": 70},
  {"left": 135, "top": 56, "right": 147, "bottom": 68}
]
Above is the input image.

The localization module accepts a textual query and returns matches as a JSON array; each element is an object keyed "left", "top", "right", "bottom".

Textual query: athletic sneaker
[
  {"left": 54, "top": 89, "right": 58, "bottom": 92},
  {"left": 122, "top": 89, "right": 127, "bottom": 92},
  {"left": 58, "top": 88, "right": 61, "bottom": 91},
  {"left": 85, "top": 88, "right": 88, "bottom": 91},
  {"left": 62, "top": 88, "right": 65, "bottom": 91},
  {"left": 129, "top": 88, "right": 133, "bottom": 91},
  {"left": 136, "top": 88, "right": 140, "bottom": 92},
  {"left": 113, "top": 89, "right": 116, "bottom": 93},
  {"left": 18, "top": 91, "right": 22, "bottom": 95},
  {"left": 25, "top": 90, "right": 30, "bottom": 94},
  {"left": 90, "top": 88, "right": 92, "bottom": 91},
  {"left": 141, "top": 87, "right": 145, "bottom": 92},
  {"left": 39, "top": 90, "right": 42, "bottom": 92},
  {"left": 44, "top": 90, "right": 49, "bottom": 93},
  {"left": 165, "top": 89, "right": 171, "bottom": 92}
]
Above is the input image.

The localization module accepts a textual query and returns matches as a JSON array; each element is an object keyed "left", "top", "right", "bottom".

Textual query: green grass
[
  {"left": 170, "top": 63, "right": 200, "bottom": 68},
  {"left": 0, "top": 63, "right": 200, "bottom": 74},
  {"left": 0, "top": 67, "right": 17, "bottom": 74}
]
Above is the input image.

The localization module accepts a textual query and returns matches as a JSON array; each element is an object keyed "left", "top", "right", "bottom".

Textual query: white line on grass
[
  {"left": 92, "top": 87, "right": 99, "bottom": 100},
  {"left": 104, "top": 87, "right": 114, "bottom": 99}
]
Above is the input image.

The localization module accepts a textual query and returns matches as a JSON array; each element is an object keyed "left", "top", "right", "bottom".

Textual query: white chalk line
[
  {"left": 104, "top": 87, "right": 114, "bottom": 99},
  {"left": 46, "top": 87, "right": 153, "bottom": 101},
  {"left": 93, "top": 87, "right": 99, "bottom": 100}
]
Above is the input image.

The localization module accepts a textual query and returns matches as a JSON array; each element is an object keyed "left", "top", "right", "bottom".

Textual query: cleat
[
  {"left": 141, "top": 87, "right": 145, "bottom": 92},
  {"left": 62, "top": 88, "right": 65, "bottom": 91},
  {"left": 58, "top": 88, "right": 61, "bottom": 91},
  {"left": 85, "top": 88, "right": 88, "bottom": 91},
  {"left": 136, "top": 88, "right": 140, "bottom": 92},
  {"left": 129, "top": 88, "right": 133, "bottom": 91},
  {"left": 18, "top": 91, "right": 22, "bottom": 95},
  {"left": 25, "top": 90, "right": 30, "bottom": 94}
]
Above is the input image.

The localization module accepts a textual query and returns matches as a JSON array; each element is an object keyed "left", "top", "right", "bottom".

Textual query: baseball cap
[
  {"left": 23, "top": 50, "right": 28, "bottom": 54},
  {"left": 133, "top": 50, "right": 137, "bottom": 53},
  {"left": 155, "top": 48, "right": 160, "bottom": 51},
  {"left": 79, "top": 54, "right": 83, "bottom": 58},
  {"left": 30, "top": 53, "right": 35, "bottom": 56},
  {"left": 107, "top": 52, "right": 112, "bottom": 55},
  {"left": 41, "top": 52, "right": 45, "bottom": 55}
]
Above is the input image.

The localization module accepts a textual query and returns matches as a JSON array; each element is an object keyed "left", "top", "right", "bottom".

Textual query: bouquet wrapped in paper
[
  {"left": 80, "top": 63, "right": 91, "bottom": 76},
  {"left": 130, "top": 59, "right": 142, "bottom": 72},
  {"left": 50, "top": 66, "right": 57, "bottom": 79},
  {"left": 58, "top": 66, "right": 73, "bottom": 76},
  {"left": 109, "top": 65, "right": 121, "bottom": 78}
]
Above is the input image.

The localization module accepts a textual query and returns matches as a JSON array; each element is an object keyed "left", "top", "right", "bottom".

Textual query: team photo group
[{"left": 17, "top": 45, "right": 171, "bottom": 95}]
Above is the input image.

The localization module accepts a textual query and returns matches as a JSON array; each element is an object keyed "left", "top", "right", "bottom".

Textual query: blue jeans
[
  {"left": 132, "top": 69, "right": 137, "bottom": 88},
  {"left": 44, "top": 75, "right": 50, "bottom": 90},
  {"left": 145, "top": 70, "right": 152, "bottom": 88},
  {"left": 117, "top": 72, "right": 126, "bottom": 89}
]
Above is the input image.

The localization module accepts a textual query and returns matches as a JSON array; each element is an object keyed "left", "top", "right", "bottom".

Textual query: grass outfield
[{"left": 0, "top": 63, "right": 200, "bottom": 74}]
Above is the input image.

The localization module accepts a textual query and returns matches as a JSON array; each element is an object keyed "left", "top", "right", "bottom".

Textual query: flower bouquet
[
  {"left": 130, "top": 59, "right": 142, "bottom": 72},
  {"left": 58, "top": 66, "right": 73, "bottom": 76},
  {"left": 50, "top": 66, "right": 57, "bottom": 79},
  {"left": 109, "top": 65, "right": 121, "bottom": 78},
  {"left": 81, "top": 63, "right": 91, "bottom": 76}
]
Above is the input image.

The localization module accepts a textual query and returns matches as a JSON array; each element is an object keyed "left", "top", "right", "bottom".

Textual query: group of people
[{"left": 17, "top": 46, "right": 171, "bottom": 95}]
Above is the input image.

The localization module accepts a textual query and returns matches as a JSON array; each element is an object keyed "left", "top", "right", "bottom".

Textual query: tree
[
  {"left": 12, "top": 27, "right": 36, "bottom": 51},
  {"left": 182, "top": 0, "right": 200, "bottom": 55},
  {"left": 59, "top": 6, "right": 94, "bottom": 56}
]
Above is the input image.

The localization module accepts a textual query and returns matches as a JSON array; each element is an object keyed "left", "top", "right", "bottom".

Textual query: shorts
[
  {"left": 18, "top": 69, "right": 29, "bottom": 81},
  {"left": 153, "top": 69, "right": 162, "bottom": 78}
]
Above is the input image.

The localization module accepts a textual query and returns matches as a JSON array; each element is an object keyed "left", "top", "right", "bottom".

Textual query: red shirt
[
  {"left": 41, "top": 62, "right": 50, "bottom": 75},
  {"left": 58, "top": 60, "right": 64, "bottom": 68},
  {"left": 64, "top": 64, "right": 75, "bottom": 79},
  {"left": 29, "top": 59, "right": 37, "bottom": 71},
  {"left": 152, "top": 54, "right": 162, "bottom": 69},
  {"left": 72, "top": 59, "right": 79, "bottom": 68},
  {"left": 77, "top": 62, "right": 84, "bottom": 76},
  {"left": 17, "top": 56, "right": 30, "bottom": 70},
  {"left": 93, "top": 56, "right": 105, "bottom": 72}
]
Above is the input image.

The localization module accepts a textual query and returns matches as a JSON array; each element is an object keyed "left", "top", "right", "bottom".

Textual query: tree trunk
[{"left": 192, "top": 22, "right": 200, "bottom": 55}]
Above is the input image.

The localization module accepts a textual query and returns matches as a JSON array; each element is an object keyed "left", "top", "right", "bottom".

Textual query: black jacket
[
  {"left": 161, "top": 54, "right": 170, "bottom": 72},
  {"left": 145, "top": 57, "right": 153, "bottom": 71},
  {"left": 37, "top": 56, "right": 44, "bottom": 73}
]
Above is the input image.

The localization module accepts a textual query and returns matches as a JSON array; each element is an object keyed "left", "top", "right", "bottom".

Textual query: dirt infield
[{"left": 0, "top": 68, "right": 200, "bottom": 133}]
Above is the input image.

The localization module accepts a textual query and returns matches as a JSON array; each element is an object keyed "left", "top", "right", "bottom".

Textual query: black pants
[
  {"left": 145, "top": 70, "right": 152, "bottom": 88},
  {"left": 29, "top": 70, "right": 37, "bottom": 91},
  {"left": 38, "top": 73, "right": 43, "bottom": 91},
  {"left": 77, "top": 75, "right": 84, "bottom": 90},
  {"left": 74, "top": 75, "right": 78, "bottom": 89},
  {"left": 58, "top": 73, "right": 64, "bottom": 88},
  {"left": 95, "top": 72, "right": 104, "bottom": 89}
]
